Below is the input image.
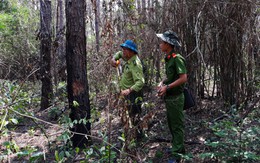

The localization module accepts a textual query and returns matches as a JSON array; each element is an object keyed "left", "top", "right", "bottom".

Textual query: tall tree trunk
[
  {"left": 55, "top": 0, "right": 66, "bottom": 82},
  {"left": 218, "top": 2, "right": 247, "bottom": 105},
  {"left": 53, "top": 0, "right": 64, "bottom": 88},
  {"left": 40, "top": 0, "right": 53, "bottom": 111},
  {"left": 65, "top": 0, "right": 91, "bottom": 148},
  {"left": 183, "top": 1, "right": 197, "bottom": 100},
  {"left": 247, "top": 3, "right": 257, "bottom": 100},
  {"left": 94, "top": 0, "right": 100, "bottom": 53},
  {"left": 141, "top": 0, "right": 146, "bottom": 21}
]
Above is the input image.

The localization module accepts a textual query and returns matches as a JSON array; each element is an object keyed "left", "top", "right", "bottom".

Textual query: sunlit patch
[{"left": 199, "top": 136, "right": 205, "bottom": 143}]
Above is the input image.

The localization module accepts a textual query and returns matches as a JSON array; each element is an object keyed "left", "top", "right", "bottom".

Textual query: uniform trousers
[{"left": 164, "top": 93, "right": 185, "bottom": 159}]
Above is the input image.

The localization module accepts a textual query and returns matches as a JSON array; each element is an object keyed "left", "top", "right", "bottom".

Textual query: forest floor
[{"left": 0, "top": 90, "right": 236, "bottom": 163}]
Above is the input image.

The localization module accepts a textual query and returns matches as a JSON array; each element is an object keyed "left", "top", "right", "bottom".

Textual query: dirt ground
[{"left": 0, "top": 91, "right": 224, "bottom": 163}]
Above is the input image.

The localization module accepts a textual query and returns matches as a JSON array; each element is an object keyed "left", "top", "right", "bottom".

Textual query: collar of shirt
[
  {"left": 126, "top": 55, "right": 137, "bottom": 65},
  {"left": 165, "top": 49, "right": 175, "bottom": 61}
]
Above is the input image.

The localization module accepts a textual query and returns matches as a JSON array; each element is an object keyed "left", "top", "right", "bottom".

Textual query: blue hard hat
[{"left": 120, "top": 40, "right": 138, "bottom": 54}]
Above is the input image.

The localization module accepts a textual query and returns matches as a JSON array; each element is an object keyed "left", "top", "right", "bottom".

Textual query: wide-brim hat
[
  {"left": 156, "top": 30, "right": 181, "bottom": 47},
  {"left": 120, "top": 40, "right": 138, "bottom": 54}
]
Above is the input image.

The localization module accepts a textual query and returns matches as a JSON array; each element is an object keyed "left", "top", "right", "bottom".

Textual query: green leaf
[
  {"left": 29, "top": 152, "right": 44, "bottom": 162},
  {"left": 206, "top": 141, "right": 220, "bottom": 147},
  {"left": 55, "top": 150, "right": 59, "bottom": 161},
  {"left": 3, "top": 141, "right": 11, "bottom": 146},
  {"left": 73, "top": 120, "right": 78, "bottom": 124},
  {"left": 87, "top": 148, "right": 93, "bottom": 155},
  {"left": 100, "top": 146, "right": 105, "bottom": 152},
  {"left": 200, "top": 152, "right": 215, "bottom": 159},
  {"left": 59, "top": 151, "right": 65, "bottom": 160},
  {"left": 65, "top": 151, "right": 71, "bottom": 157},
  {"left": 73, "top": 101, "right": 79, "bottom": 107},
  {"left": 8, "top": 83, "right": 15, "bottom": 93},
  {"left": 75, "top": 147, "right": 80, "bottom": 154},
  {"left": 17, "top": 150, "right": 30, "bottom": 157},
  {"left": 83, "top": 119, "right": 87, "bottom": 125},
  {"left": 0, "top": 23, "right": 6, "bottom": 30},
  {"left": 79, "top": 119, "right": 82, "bottom": 124},
  {"left": 118, "top": 136, "right": 125, "bottom": 142},
  {"left": 244, "top": 151, "right": 260, "bottom": 160},
  {"left": 215, "top": 131, "right": 227, "bottom": 137},
  {"left": 69, "top": 122, "right": 74, "bottom": 128},
  {"left": 1, "top": 120, "right": 9, "bottom": 127},
  {"left": 10, "top": 118, "right": 18, "bottom": 124},
  {"left": 58, "top": 82, "right": 66, "bottom": 89}
]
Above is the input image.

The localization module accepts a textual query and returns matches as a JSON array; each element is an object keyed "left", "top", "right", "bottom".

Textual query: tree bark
[
  {"left": 65, "top": 0, "right": 91, "bottom": 148},
  {"left": 94, "top": 0, "right": 100, "bottom": 53},
  {"left": 55, "top": 0, "right": 66, "bottom": 82},
  {"left": 40, "top": 0, "right": 53, "bottom": 111}
]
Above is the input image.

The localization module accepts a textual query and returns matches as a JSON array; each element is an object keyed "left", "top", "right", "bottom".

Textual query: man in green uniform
[
  {"left": 156, "top": 30, "right": 187, "bottom": 163},
  {"left": 111, "top": 40, "right": 145, "bottom": 140}
]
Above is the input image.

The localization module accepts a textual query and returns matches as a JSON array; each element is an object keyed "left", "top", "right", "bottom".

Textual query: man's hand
[
  {"left": 157, "top": 85, "right": 167, "bottom": 97},
  {"left": 120, "top": 88, "right": 131, "bottom": 96},
  {"left": 111, "top": 58, "right": 119, "bottom": 67},
  {"left": 157, "top": 81, "right": 166, "bottom": 97}
]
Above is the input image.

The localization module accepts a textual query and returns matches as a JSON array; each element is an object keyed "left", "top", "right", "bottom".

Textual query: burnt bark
[
  {"left": 40, "top": 0, "right": 53, "bottom": 111},
  {"left": 65, "top": 0, "right": 91, "bottom": 148}
]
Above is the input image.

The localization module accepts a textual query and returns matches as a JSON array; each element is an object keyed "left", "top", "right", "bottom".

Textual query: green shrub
[{"left": 201, "top": 111, "right": 260, "bottom": 162}]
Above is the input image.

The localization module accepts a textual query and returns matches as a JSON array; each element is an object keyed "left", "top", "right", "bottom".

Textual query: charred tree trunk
[
  {"left": 65, "top": 0, "right": 91, "bottom": 148},
  {"left": 40, "top": 0, "right": 53, "bottom": 111}
]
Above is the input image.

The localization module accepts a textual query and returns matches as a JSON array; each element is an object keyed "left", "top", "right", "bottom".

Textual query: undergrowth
[{"left": 0, "top": 80, "right": 259, "bottom": 162}]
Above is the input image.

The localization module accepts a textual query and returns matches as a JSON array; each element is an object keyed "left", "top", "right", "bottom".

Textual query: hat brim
[
  {"left": 120, "top": 43, "right": 138, "bottom": 54},
  {"left": 156, "top": 33, "right": 167, "bottom": 42}
]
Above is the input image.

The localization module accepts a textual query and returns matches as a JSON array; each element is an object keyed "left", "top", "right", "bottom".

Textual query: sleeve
[
  {"left": 130, "top": 61, "right": 145, "bottom": 92},
  {"left": 113, "top": 51, "right": 123, "bottom": 60},
  {"left": 175, "top": 57, "right": 187, "bottom": 74}
]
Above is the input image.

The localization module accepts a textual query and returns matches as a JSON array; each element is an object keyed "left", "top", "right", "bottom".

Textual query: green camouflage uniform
[{"left": 163, "top": 50, "right": 187, "bottom": 159}]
